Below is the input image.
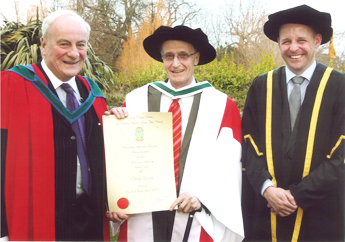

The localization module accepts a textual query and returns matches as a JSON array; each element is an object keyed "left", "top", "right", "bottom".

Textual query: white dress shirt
[
  {"left": 160, "top": 78, "right": 196, "bottom": 141},
  {"left": 286, "top": 60, "right": 316, "bottom": 103}
]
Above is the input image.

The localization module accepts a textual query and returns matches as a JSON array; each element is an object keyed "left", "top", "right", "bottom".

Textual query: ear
[
  {"left": 41, "top": 37, "right": 47, "bottom": 56},
  {"left": 194, "top": 52, "right": 200, "bottom": 66},
  {"left": 314, "top": 33, "right": 322, "bottom": 48},
  {"left": 277, "top": 37, "right": 281, "bottom": 48}
]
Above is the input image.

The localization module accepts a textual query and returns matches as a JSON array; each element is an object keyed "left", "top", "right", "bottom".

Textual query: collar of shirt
[
  {"left": 41, "top": 59, "right": 82, "bottom": 106},
  {"left": 285, "top": 60, "right": 316, "bottom": 84},
  {"left": 41, "top": 59, "right": 78, "bottom": 93},
  {"left": 164, "top": 77, "right": 197, "bottom": 107},
  {"left": 285, "top": 61, "right": 316, "bottom": 103}
]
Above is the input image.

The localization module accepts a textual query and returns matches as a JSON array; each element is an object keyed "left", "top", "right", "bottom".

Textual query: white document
[{"left": 103, "top": 112, "right": 177, "bottom": 214}]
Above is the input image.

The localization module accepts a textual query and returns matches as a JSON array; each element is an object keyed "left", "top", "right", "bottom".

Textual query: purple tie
[{"left": 61, "top": 83, "right": 90, "bottom": 194}]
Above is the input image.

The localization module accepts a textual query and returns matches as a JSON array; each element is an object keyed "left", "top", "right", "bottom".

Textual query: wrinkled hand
[
  {"left": 264, "top": 187, "right": 298, "bottom": 217},
  {"left": 104, "top": 107, "right": 128, "bottom": 119},
  {"left": 169, "top": 192, "right": 201, "bottom": 213},
  {"left": 106, "top": 211, "right": 129, "bottom": 223}
]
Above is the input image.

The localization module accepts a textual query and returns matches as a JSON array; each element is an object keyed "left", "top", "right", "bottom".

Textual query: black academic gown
[{"left": 241, "top": 63, "right": 345, "bottom": 241}]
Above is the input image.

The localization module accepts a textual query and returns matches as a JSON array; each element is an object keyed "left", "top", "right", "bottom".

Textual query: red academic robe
[{"left": 1, "top": 64, "right": 110, "bottom": 241}]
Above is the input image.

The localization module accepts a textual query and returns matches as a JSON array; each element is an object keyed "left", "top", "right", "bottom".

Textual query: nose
[
  {"left": 172, "top": 55, "right": 181, "bottom": 67},
  {"left": 290, "top": 41, "right": 299, "bottom": 52},
  {"left": 67, "top": 45, "right": 80, "bottom": 58}
]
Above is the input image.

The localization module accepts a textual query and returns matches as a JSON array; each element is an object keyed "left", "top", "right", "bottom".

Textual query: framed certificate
[{"left": 103, "top": 112, "right": 177, "bottom": 214}]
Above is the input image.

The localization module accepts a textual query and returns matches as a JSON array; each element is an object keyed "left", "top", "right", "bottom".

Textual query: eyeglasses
[{"left": 161, "top": 52, "right": 198, "bottom": 62}]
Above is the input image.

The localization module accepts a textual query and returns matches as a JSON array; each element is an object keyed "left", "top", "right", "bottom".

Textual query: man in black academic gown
[{"left": 241, "top": 5, "right": 345, "bottom": 242}]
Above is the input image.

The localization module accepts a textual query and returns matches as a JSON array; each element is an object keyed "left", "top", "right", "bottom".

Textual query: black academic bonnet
[
  {"left": 143, "top": 25, "right": 216, "bottom": 65},
  {"left": 264, "top": 4, "right": 332, "bottom": 45}
]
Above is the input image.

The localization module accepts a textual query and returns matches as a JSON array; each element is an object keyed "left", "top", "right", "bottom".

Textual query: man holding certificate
[{"left": 106, "top": 25, "right": 244, "bottom": 242}]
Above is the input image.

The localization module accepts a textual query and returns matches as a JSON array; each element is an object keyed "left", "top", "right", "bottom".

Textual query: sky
[
  {"left": 2, "top": 0, "right": 344, "bottom": 31},
  {"left": 1, "top": 0, "right": 41, "bottom": 24},
  {"left": 1, "top": 0, "right": 344, "bottom": 53},
  {"left": 198, "top": 0, "right": 345, "bottom": 55}
]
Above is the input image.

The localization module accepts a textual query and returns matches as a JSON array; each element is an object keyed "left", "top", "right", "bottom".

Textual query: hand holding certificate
[{"left": 103, "top": 112, "right": 177, "bottom": 214}]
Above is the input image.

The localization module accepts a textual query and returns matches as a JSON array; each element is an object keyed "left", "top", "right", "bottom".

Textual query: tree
[
  {"left": 114, "top": 0, "right": 200, "bottom": 73},
  {"left": 221, "top": 0, "right": 283, "bottom": 67},
  {"left": 67, "top": 0, "right": 148, "bottom": 70},
  {"left": 1, "top": 14, "right": 41, "bottom": 71},
  {"left": 153, "top": 0, "right": 199, "bottom": 26},
  {"left": 1, "top": 12, "right": 115, "bottom": 89},
  {"left": 69, "top": 0, "right": 199, "bottom": 70}
]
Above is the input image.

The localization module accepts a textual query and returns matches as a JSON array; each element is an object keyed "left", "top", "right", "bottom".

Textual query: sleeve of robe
[
  {"left": 1, "top": 71, "right": 11, "bottom": 238},
  {"left": 241, "top": 75, "right": 272, "bottom": 196}
]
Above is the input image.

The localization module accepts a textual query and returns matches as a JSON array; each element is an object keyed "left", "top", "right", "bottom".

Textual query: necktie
[
  {"left": 168, "top": 99, "right": 181, "bottom": 190},
  {"left": 289, "top": 76, "right": 305, "bottom": 130},
  {"left": 61, "top": 83, "right": 90, "bottom": 194}
]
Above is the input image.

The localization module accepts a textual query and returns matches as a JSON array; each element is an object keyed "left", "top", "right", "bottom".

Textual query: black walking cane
[
  {"left": 182, "top": 210, "right": 197, "bottom": 242},
  {"left": 182, "top": 205, "right": 211, "bottom": 242}
]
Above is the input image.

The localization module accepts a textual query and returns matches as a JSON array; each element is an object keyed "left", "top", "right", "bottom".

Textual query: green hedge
[{"left": 104, "top": 52, "right": 278, "bottom": 111}]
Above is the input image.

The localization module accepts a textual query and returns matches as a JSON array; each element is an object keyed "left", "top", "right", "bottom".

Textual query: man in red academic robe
[{"left": 1, "top": 10, "right": 110, "bottom": 241}]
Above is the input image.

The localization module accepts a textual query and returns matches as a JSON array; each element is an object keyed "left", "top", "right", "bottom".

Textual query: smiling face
[
  {"left": 161, "top": 40, "right": 200, "bottom": 89},
  {"left": 41, "top": 15, "right": 88, "bottom": 82},
  {"left": 278, "top": 23, "right": 322, "bottom": 75}
]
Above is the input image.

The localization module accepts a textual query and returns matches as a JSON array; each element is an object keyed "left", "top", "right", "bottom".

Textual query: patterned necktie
[
  {"left": 61, "top": 83, "right": 90, "bottom": 194},
  {"left": 289, "top": 76, "right": 305, "bottom": 130},
  {"left": 168, "top": 99, "right": 181, "bottom": 190}
]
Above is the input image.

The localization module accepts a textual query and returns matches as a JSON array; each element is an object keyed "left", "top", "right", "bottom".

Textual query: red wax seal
[{"left": 117, "top": 197, "right": 129, "bottom": 209}]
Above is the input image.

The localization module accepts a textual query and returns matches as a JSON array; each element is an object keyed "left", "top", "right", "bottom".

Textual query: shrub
[{"left": 105, "top": 52, "right": 279, "bottom": 111}]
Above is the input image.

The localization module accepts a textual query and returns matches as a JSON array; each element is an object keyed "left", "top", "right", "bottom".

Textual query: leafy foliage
[
  {"left": 195, "top": 52, "right": 277, "bottom": 110},
  {"left": 104, "top": 61, "right": 166, "bottom": 107},
  {"left": 1, "top": 17, "right": 115, "bottom": 89},
  {"left": 105, "top": 52, "right": 278, "bottom": 110},
  {"left": 1, "top": 20, "right": 42, "bottom": 70}
]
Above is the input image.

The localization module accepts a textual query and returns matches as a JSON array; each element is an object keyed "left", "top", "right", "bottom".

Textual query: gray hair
[{"left": 42, "top": 10, "right": 91, "bottom": 38}]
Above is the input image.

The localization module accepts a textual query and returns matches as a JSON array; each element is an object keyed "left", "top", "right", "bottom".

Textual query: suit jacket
[
  {"left": 241, "top": 63, "right": 345, "bottom": 241},
  {"left": 38, "top": 63, "right": 106, "bottom": 240}
]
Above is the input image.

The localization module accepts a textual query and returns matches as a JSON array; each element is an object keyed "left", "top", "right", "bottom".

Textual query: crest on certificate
[{"left": 135, "top": 127, "right": 144, "bottom": 141}]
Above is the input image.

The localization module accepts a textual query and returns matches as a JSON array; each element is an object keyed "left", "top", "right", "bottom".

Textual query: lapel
[
  {"left": 279, "top": 68, "right": 292, "bottom": 154},
  {"left": 180, "top": 93, "right": 201, "bottom": 156},
  {"left": 271, "top": 67, "right": 292, "bottom": 155},
  {"left": 38, "top": 63, "right": 95, "bottom": 134},
  {"left": 37, "top": 63, "right": 72, "bottom": 128},
  {"left": 76, "top": 77, "right": 93, "bottom": 145},
  {"left": 178, "top": 93, "right": 201, "bottom": 192},
  {"left": 148, "top": 86, "right": 162, "bottom": 112}
]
